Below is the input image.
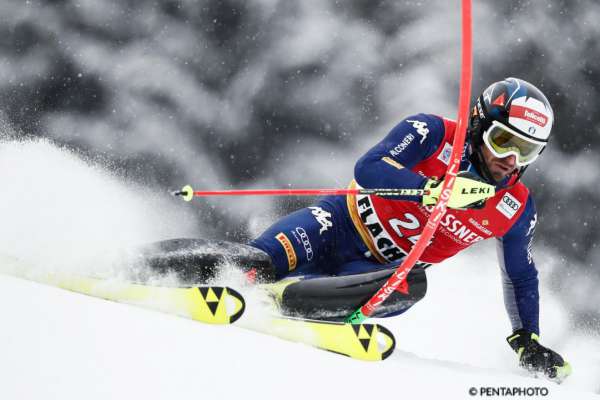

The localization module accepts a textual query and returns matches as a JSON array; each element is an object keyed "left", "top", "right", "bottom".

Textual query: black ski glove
[{"left": 506, "top": 329, "right": 572, "bottom": 382}]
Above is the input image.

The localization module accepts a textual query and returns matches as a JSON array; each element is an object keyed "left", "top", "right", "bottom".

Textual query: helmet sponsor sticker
[
  {"left": 508, "top": 96, "right": 553, "bottom": 140},
  {"left": 275, "top": 232, "right": 297, "bottom": 271},
  {"left": 496, "top": 193, "right": 522, "bottom": 219},
  {"left": 510, "top": 105, "right": 548, "bottom": 127}
]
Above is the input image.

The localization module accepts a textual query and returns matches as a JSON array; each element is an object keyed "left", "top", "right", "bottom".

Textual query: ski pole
[
  {"left": 172, "top": 185, "right": 429, "bottom": 202},
  {"left": 345, "top": 0, "right": 473, "bottom": 324}
]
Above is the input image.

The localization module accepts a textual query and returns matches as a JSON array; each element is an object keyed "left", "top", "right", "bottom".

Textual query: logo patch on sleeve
[
  {"left": 437, "top": 142, "right": 453, "bottom": 165},
  {"left": 496, "top": 193, "right": 522, "bottom": 219},
  {"left": 275, "top": 232, "right": 297, "bottom": 271}
]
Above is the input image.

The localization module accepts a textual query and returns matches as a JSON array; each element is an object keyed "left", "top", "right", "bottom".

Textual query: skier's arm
[
  {"left": 354, "top": 114, "right": 494, "bottom": 209},
  {"left": 354, "top": 114, "right": 444, "bottom": 202},
  {"left": 499, "top": 198, "right": 571, "bottom": 381},
  {"left": 497, "top": 196, "right": 539, "bottom": 334}
]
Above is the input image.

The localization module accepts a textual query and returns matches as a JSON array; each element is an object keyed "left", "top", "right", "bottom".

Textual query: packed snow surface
[{"left": 1, "top": 139, "right": 598, "bottom": 400}]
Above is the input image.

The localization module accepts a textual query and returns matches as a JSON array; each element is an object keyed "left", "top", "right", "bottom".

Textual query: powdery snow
[{"left": 0, "top": 138, "right": 598, "bottom": 400}]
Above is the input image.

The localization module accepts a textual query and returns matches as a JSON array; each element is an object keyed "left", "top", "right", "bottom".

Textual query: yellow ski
[
  {"left": 244, "top": 316, "right": 396, "bottom": 361},
  {"left": 47, "top": 275, "right": 245, "bottom": 325},
  {"left": 2, "top": 255, "right": 394, "bottom": 360}
]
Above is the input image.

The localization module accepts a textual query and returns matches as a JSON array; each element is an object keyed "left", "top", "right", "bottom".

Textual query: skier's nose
[{"left": 503, "top": 154, "right": 516, "bottom": 168}]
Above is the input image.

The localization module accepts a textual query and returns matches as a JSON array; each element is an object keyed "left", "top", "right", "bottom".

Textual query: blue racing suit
[{"left": 250, "top": 113, "right": 540, "bottom": 333}]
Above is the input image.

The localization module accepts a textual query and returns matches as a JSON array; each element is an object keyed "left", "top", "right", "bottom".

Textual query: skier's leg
[
  {"left": 137, "top": 203, "right": 336, "bottom": 284},
  {"left": 135, "top": 238, "right": 277, "bottom": 284},
  {"left": 275, "top": 261, "right": 428, "bottom": 320},
  {"left": 249, "top": 206, "right": 336, "bottom": 280}
]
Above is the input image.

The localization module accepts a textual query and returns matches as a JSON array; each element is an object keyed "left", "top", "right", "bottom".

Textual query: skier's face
[{"left": 481, "top": 144, "right": 517, "bottom": 181}]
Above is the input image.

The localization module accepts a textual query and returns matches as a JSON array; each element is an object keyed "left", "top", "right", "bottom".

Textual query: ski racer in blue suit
[
  {"left": 159, "top": 78, "right": 569, "bottom": 381},
  {"left": 247, "top": 78, "right": 571, "bottom": 381}
]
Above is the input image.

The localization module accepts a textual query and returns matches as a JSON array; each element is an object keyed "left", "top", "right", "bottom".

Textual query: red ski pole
[
  {"left": 345, "top": 0, "right": 473, "bottom": 324},
  {"left": 172, "top": 185, "right": 428, "bottom": 202}
]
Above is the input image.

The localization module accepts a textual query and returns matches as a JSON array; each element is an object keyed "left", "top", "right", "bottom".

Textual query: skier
[
  {"left": 249, "top": 77, "right": 570, "bottom": 379},
  {"left": 151, "top": 77, "right": 570, "bottom": 380}
]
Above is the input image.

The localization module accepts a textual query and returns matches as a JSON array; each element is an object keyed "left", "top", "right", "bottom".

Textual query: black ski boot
[{"left": 135, "top": 238, "right": 277, "bottom": 284}]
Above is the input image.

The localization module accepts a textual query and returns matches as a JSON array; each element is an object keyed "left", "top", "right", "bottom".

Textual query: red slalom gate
[{"left": 346, "top": 0, "right": 473, "bottom": 323}]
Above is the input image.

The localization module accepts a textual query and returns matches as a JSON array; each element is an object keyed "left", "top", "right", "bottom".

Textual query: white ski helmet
[{"left": 468, "top": 77, "right": 554, "bottom": 184}]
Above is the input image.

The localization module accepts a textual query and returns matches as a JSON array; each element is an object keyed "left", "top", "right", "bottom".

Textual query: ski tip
[
  {"left": 225, "top": 287, "right": 246, "bottom": 324},
  {"left": 374, "top": 324, "right": 396, "bottom": 361},
  {"left": 194, "top": 286, "right": 246, "bottom": 325},
  {"left": 344, "top": 322, "right": 396, "bottom": 361}
]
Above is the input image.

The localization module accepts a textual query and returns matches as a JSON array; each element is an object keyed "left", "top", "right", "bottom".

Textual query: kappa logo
[
  {"left": 496, "top": 193, "right": 522, "bottom": 219},
  {"left": 309, "top": 206, "right": 332, "bottom": 234},
  {"left": 275, "top": 232, "right": 297, "bottom": 271},
  {"left": 526, "top": 213, "right": 537, "bottom": 237},
  {"left": 526, "top": 213, "right": 537, "bottom": 264},
  {"left": 406, "top": 119, "right": 429, "bottom": 144}
]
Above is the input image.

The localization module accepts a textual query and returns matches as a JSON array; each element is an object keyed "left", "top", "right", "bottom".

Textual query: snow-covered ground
[
  {"left": 1, "top": 139, "right": 599, "bottom": 400},
  {"left": 1, "top": 255, "right": 598, "bottom": 400}
]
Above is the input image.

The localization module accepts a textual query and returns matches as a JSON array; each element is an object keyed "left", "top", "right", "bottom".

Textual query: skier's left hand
[
  {"left": 507, "top": 329, "right": 572, "bottom": 382},
  {"left": 422, "top": 171, "right": 495, "bottom": 210}
]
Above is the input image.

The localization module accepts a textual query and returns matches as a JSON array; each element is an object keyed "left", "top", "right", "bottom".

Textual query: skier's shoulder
[
  {"left": 501, "top": 185, "right": 536, "bottom": 239},
  {"left": 397, "top": 113, "right": 447, "bottom": 135},
  {"left": 506, "top": 180, "right": 533, "bottom": 206},
  {"left": 387, "top": 113, "right": 449, "bottom": 155}
]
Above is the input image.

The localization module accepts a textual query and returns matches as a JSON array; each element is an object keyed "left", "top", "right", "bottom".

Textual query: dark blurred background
[{"left": 1, "top": 0, "right": 598, "bottom": 330}]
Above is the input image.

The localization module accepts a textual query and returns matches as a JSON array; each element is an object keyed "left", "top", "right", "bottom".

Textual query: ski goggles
[{"left": 482, "top": 121, "right": 546, "bottom": 167}]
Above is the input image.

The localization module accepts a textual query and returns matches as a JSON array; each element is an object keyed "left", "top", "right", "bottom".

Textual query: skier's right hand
[
  {"left": 507, "top": 330, "right": 572, "bottom": 382},
  {"left": 422, "top": 171, "right": 495, "bottom": 210}
]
